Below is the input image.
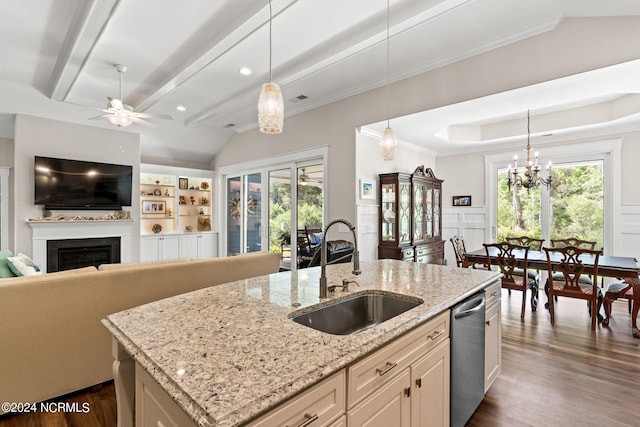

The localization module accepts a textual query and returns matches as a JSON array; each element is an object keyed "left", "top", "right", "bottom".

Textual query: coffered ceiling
[{"left": 1, "top": 0, "right": 639, "bottom": 164}]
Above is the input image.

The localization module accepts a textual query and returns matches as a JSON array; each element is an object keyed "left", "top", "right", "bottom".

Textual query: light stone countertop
[{"left": 102, "top": 259, "right": 501, "bottom": 427}]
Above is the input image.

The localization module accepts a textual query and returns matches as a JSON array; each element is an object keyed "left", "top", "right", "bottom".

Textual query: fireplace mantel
[{"left": 28, "top": 219, "right": 135, "bottom": 272}]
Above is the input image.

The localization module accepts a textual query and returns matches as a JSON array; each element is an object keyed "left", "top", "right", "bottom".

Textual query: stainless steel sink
[{"left": 290, "top": 292, "right": 423, "bottom": 335}]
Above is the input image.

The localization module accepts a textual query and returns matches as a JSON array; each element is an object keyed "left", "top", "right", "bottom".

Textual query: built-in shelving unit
[{"left": 139, "top": 165, "right": 217, "bottom": 261}]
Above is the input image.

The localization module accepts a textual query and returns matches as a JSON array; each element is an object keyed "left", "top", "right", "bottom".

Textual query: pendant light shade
[
  {"left": 258, "top": 82, "right": 283, "bottom": 134},
  {"left": 380, "top": 127, "right": 397, "bottom": 160},
  {"left": 258, "top": 0, "right": 284, "bottom": 134}
]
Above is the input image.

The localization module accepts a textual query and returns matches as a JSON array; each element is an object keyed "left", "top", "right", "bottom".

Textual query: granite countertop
[{"left": 102, "top": 259, "right": 500, "bottom": 427}]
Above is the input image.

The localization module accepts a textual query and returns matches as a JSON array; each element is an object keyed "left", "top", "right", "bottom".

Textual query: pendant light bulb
[{"left": 258, "top": 0, "right": 284, "bottom": 134}]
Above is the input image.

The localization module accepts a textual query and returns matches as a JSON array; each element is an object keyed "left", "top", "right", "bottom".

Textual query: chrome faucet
[{"left": 319, "top": 218, "right": 361, "bottom": 298}]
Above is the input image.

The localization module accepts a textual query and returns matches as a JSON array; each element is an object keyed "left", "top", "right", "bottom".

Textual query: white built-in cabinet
[
  {"left": 140, "top": 233, "right": 218, "bottom": 262},
  {"left": 140, "top": 235, "right": 181, "bottom": 262},
  {"left": 0, "top": 167, "right": 9, "bottom": 250},
  {"left": 139, "top": 165, "right": 216, "bottom": 261},
  {"left": 484, "top": 281, "right": 502, "bottom": 391}
]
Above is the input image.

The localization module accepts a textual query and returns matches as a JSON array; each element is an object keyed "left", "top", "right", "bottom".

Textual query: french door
[{"left": 221, "top": 149, "right": 326, "bottom": 262}]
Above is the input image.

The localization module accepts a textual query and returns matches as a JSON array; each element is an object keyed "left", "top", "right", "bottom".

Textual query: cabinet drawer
[
  {"left": 484, "top": 280, "right": 502, "bottom": 308},
  {"left": 402, "top": 247, "right": 415, "bottom": 259},
  {"left": 248, "top": 369, "right": 345, "bottom": 427},
  {"left": 347, "top": 310, "right": 449, "bottom": 409}
]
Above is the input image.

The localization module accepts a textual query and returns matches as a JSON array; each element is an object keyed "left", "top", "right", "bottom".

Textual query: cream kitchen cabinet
[
  {"left": 140, "top": 235, "right": 181, "bottom": 262},
  {"left": 484, "top": 281, "right": 502, "bottom": 392},
  {"left": 247, "top": 370, "right": 345, "bottom": 427},
  {"left": 347, "top": 310, "right": 450, "bottom": 427},
  {"left": 348, "top": 368, "right": 411, "bottom": 427},
  {"left": 411, "top": 339, "right": 450, "bottom": 427},
  {"left": 135, "top": 363, "right": 196, "bottom": 427}
]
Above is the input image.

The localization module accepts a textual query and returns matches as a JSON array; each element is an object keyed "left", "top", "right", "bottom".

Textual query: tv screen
[{"left": 34, "top": 156, "right": 133, "bottom": 210}]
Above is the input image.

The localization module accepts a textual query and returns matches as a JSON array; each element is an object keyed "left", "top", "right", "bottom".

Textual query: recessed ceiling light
[
  {"left": 176, "top": 105, "right": 186, "bottom": 112},
  {"left": 238, "top": 67, "right": 252, "bottom": 76}
]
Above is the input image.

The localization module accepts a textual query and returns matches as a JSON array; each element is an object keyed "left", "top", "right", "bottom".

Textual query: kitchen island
[{"left": 102, "top": 259, "right": 501, "bottom": 427}]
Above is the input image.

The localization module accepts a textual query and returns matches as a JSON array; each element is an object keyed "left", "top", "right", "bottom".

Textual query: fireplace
[{"left": 47, "top": 237, "right": 121, "bottom": 272}]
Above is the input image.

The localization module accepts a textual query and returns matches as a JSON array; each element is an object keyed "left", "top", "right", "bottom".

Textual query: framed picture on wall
[
  {"left": 360, "top": 179, "right": 375, "bottom": 200},
  {"left": 178, "top": 177, "right": 188, "bottom": 190},
  {"left": 452, "top": 195, "right": 472, "bottom": 207}
]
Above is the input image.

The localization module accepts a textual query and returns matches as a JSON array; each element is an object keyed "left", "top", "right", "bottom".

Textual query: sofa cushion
[
  {"left": 0, "top": 250, "right": 16, "bottom": 278},
  {"left": 7, "top": 253, "right": 42, "bottom": 276}
]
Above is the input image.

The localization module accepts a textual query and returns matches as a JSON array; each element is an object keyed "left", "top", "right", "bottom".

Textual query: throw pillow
[
  {"left": 7, "top": 253, "right": 42, "bottom": 276},
  {"left": 0, "top": 249, "right": 16, "bottom": 278}
]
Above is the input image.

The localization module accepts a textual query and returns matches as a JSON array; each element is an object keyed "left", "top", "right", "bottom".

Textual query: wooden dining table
[{"left": 464, "top": 247, "right": 640, "bottom": 338}]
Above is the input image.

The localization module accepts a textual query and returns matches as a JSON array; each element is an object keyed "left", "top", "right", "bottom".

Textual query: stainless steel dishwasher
[{"left": 450, "top": 291, "right": 486, "bottom": 427}]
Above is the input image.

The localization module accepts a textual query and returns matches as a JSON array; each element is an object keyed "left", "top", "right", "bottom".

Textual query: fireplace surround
[{"left": 47, "top": 237, "right": 121, "bottom": 272}]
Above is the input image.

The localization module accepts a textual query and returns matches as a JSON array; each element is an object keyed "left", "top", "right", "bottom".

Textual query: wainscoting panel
[
  {"left": 619, "top": 204, "right": 640, "bottom": 259},
  {"left": 442, "top": 206, "right": 489, "bottom": 267}
]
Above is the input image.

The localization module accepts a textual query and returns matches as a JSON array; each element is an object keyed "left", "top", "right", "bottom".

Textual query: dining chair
[
  {"left": 543, "top": 245, "right": 602, "bottom": 330},
  {"left": 506, "top": 236, "right": 544, "bottom": 311},
  {"left": 601, "top": 280, "right": 634, "bottom": 327},
  {"left": 483, "top": 242, "right": 534, "bottom": 320},
  {"left": 546, "top": 239, "right": 600, "bottom": 308},
  {"left": 450, "top": 235, "right": 471, "bottom": 268}
]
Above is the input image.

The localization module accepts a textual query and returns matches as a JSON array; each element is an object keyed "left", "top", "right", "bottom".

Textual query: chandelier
[{"left": 507, "top": 110, "right": 552, "bottom": 190}]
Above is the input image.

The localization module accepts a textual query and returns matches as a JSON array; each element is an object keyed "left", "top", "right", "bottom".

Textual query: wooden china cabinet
[{"left": 378, "top": 166, "right": 444, "bottom": 264}]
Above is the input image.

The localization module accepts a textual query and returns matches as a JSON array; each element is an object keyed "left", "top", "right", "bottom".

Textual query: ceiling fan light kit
[{"left": 258, "top": 0, "right": 284, "bottom": 134}]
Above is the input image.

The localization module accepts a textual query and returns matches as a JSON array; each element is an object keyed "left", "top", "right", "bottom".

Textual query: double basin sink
[{"left": 290, "top": 291, "right": 423, "bottom": 335}]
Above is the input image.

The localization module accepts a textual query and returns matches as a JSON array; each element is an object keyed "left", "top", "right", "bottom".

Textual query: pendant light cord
[
  {"left": 269, "top": 0, "right": 273, "bottom": 83},
  {"left": 386, "top": 0, "right": 390, "bottom": 128}
]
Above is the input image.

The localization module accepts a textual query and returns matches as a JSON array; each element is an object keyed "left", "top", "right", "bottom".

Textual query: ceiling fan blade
[
  {"left": 129, "top": 116, "right": 157, "bottom": 128},
  {"left": 89, "top": 114, "right": 113, "bottom": 120},
  {"left": 131, "top": 111, "right": 174, "bottom": 121}
]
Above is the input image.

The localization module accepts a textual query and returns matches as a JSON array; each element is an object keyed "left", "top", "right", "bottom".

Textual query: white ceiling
[{"left": 1, "top": 0, "right": 640, "bottom": 164}]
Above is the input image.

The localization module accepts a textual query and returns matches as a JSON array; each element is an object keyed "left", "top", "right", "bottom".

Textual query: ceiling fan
[
  {"left": 90, "top": 64, "right": 173, "bottom": 128},
  {"left": 298, "top": 168, "right": 324, "bottom": 186}
]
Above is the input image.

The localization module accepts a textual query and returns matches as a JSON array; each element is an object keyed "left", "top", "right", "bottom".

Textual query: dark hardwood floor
[{"left": 1, "top": 289, "right": 638, "bottom": 427}]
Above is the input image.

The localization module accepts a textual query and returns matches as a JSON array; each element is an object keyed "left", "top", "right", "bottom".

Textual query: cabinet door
[
  {"left": 136, "top": 363, "right": 196, "bottom": 427},
  {"left": 161, "top": 235, "right": 181, "bottom": 260},
  {"left": 198, "top": 233, "right": 217, "bottom": 258},
  {"left": 140, "top": 237, "right": 161, "bottom": 262},
  {"left": 485, "top": 300, "right": 502, "bottom": 392},
  {"left": 348, "top": 368, "right": 411, "bottom": 427},
  {"left": 180, "top": 234, "right": 199, "bottom": 259},
  {"left": 411, "top": 339, "right": 450, "bottom": 427},
  {"left": 412, "top": 180, "right": 426, "bottom": 244}
]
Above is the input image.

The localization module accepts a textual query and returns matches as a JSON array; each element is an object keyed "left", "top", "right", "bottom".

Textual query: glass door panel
[
  {"left": 426, "top": 187, "right": 433, "bottom": 238},
  {"left": 399, "top": 182, "right": 411, "bottom": 244},
  {"left": 226, "top": 173, "right": 262, "bottom": 256},
  {"left": 269, "top": 168, "right": 292, "bottom": 266},
  {"left": 381, "top": 182, "right": 397, "bottom": 242},
  {"left": 226, "top": 177, "right": 242, "bottom": 255},
  {"left": 413, "top": 183, "right": 424, "bottom": 241},
  {"left": 296, "top": 164, "right": 324, "bottom": 231}
]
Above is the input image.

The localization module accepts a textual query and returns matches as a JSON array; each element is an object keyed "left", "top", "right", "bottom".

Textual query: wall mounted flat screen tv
[{"left": 34, "top": 156, "right": 133, "bottom": 210}]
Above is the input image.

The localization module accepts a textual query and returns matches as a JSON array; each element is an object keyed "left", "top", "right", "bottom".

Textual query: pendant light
[
  {"left": 258, "top": 0, "right": 284, "bottom": 134},
  {"left": 380, "top": 0, "right": 396, "bottom": 160}
]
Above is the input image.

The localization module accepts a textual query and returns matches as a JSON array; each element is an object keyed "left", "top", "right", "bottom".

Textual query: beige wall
[
  {"left": 214, "top": 17, "right": 640, "bottom": 228},
  {"left": 12, "top": 115, "right": 140, "bottom": 256},
  {"left": 0, "top": 138, "right": 13, "bottom": 168}
]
